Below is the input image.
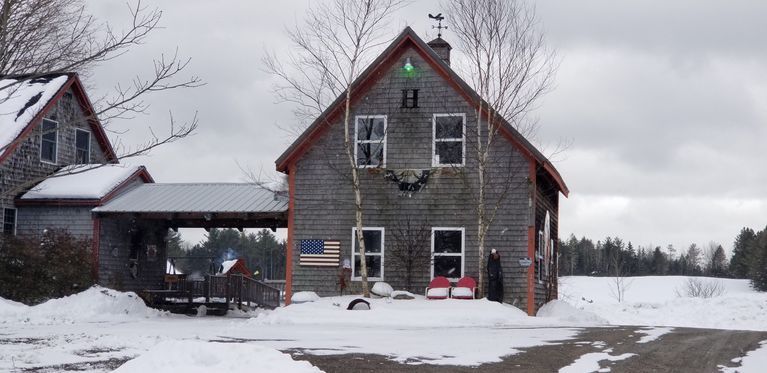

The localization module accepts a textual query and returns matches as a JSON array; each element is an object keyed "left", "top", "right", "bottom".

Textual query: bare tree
[
  {"left": 389, "top": 217, "right": 432, "bottom": 293},
  {"left": 0, "top": 0, "right": 201, "bottom": 161},
  {"left": 608, "top": 251, "right": 631, "bottom": 303},
  {"left": 264, "top": 0, "right": 404, "bottom": 297},
  {"left": 445, "top": 0, "right": 557, "bottom": 296}
]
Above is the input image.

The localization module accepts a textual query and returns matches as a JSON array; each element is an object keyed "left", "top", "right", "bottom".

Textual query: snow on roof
[
  {"left": 20, "top": 164, "right": 145, "bottom": 200},
  {"left": 0, "top": 75, "right": 69, "bottom": 158},
  {"left": 219, "top": 259, "right": 238, "bottom": 274}
]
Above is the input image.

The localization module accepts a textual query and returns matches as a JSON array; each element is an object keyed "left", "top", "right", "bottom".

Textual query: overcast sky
[{"left": 87, "top": 1, "right": 767, "bottom": 253}]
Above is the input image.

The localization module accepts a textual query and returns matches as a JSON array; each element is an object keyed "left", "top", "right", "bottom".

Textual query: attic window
[
  {"left": 401, "top": 89, "right": 418, "bottom": 108},
  {"left": 355, "top": 115, "right": 386, "bottom": 168},
  {"left": 432, "top": 113, "right": 465, "bottom": 167},
  {"left": 40, "top": 118, "right": 58, "bottom": 164},
  {"left": 3, "top": 208, "right": 16, "bottom": 235},
  {"left": 75, "top": 129, "right": 91, "bottom": 163}
]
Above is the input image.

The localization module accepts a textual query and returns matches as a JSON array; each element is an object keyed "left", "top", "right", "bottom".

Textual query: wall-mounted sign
[{"left": 518, "top": 257, "right": 532, "bottom": 267}]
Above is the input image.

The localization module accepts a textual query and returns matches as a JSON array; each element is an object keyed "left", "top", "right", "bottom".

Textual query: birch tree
[
  {"left": 445, "top": 0, "right": 556, "bottom": 296},
  {"left": 264, "top": 0, "right": 404, "bottom": 297}
]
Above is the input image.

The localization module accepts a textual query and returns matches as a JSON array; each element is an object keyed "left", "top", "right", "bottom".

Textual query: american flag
[{"left": 299, "top": 240, "right": 340, "bottom": 266}]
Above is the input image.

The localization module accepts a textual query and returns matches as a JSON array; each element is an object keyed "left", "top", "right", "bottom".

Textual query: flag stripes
[{"left": 299, "top": 240, "right": 340, "bottom": 266}]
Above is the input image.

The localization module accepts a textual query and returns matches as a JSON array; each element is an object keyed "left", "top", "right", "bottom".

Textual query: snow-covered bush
[
  {"left": 371, "top": 282, "right": 393, "bottom": 297},
  {"left": 291, "top": 291, "right": 319, "bottom": 304},
  {"left": 675, "top": 277, "right": 725, "bottom": 298}
]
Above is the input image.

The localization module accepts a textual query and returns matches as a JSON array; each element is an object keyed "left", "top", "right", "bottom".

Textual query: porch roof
[
  {"left": 93, "top": 183, "right": 287, "bottom": 214},
  {"left": 92, "top": 183, "right": 288, "bottom": 229}
]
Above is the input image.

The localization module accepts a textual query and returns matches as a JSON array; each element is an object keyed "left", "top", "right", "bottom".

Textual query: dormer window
[
  {"left": 40, "top": 118, "right": 58, "bottom": 164},
  {"left": 401, "top": 89, "right": 419, "bottom": 108},
  {"left": 355, "top": 115, "right": 387, "bottom": 167}
]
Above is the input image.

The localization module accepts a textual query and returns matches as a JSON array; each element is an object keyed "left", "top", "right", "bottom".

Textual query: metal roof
[{"left": 93, "top": 183, "right": 288, "bottom": 213}]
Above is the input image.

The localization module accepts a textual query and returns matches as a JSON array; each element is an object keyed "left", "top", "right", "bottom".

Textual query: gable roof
[
  {"left": 274, "top": 27, "right": 568, "bottom": 196},
  {"left": 0, "top": 73, "right": 118, "bottom": 165},
  {"left": 16, "top": 164, "right": 153, "bottom": 206}
]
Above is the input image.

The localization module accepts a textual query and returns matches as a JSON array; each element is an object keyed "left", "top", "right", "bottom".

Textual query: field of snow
[
  {"left": 1, "top": 277, "right": 765, "bottom": 372},
  {"left": 559, "top": 276, "right": 767, "bottom": 331}
]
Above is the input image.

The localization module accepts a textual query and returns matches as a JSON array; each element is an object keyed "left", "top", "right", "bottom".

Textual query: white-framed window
[
  {"left": 354, "top": 115, "right": 386, "bottom": 167},
  {"left": 40, "top": 118, "right": 58, "bottom": 164},
  {"left": 432, "top": 113, "right": 465, "bottom": 167},
  {"left": 431, "top": 227, "right": 465, "bottom": 281},
  {"left": 351, "top": 227, "right": 384, "bottom": 281},
  {"left": 75, "top": 129, "right": 91, "bottom": 164},
  {"left": 3, "top": 208, "right": 16, "bottom": 235}
]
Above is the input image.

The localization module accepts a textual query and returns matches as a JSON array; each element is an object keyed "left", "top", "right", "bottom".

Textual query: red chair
[
  {"left": 450, "top": 277, "right": 477, "bottom": 299},
  {"left": 425, "top": 276, "right": 451, "bottom": 299}
]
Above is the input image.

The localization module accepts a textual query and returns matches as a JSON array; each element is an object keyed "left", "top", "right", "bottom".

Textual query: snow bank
[
  {"left": 536, "top": 300, "right": 607, "bottom": 325},
  {"left": 0, "top": 286, "right": 163, "bottom": 325},
  {"left": 114, "top": 340, "right": 322, "bottom": 373},
  {"left": 253, "top": 295, "right": 549, "bottom": 328},
  {"left": 560, "top": 276, "right": 767, "bottom": 331}
]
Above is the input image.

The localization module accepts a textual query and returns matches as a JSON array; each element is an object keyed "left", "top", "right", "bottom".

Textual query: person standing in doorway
[{"left": 487, "top": 249, "right": 503, "bottom": 302}]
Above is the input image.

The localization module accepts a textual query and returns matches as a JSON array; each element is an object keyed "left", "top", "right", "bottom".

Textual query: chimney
[{"left": 427, "top": 37, "right": 452, "bottom": 66}]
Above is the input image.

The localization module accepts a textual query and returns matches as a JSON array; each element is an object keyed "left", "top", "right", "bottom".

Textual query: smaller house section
[{"left": 14, "top": 164, "right": 154, "bottom": 278}]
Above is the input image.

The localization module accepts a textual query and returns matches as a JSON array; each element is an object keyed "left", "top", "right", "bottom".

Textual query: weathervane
[{"left": 428, "top": 13, "right": 447, "bottom": 38}]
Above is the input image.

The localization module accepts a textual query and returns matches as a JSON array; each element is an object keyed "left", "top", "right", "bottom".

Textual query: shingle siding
[
  {"left": 97, "top": 218, "right": 167, "bottom": 293},
  {"left": 16, "top": 206, "right": 94, "bottom": 238},
  {"left": 289, "top": 47, "right": 552, "bottom": 310},
  {"left": 1, "top": 86, "right": 110, "bottom": 222}
]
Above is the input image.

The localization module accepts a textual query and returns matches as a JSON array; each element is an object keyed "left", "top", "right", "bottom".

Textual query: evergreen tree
[
  {"left": 730, "top": 227, "right": 757, "bottom": 278},
  {"left": 749, "top": 227, "right": 767, "bottom": 291}
]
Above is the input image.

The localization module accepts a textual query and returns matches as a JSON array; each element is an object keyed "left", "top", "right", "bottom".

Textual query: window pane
[
  {"left": 356, "top": 143, "right": 384, "bottom": 166},
  {"left": 41, "top": 140, "right": 56, "bottom": 162},
  {"left": 355, "top": 229, "right": 382, "bottom": 253},
  {"left": 434, "top": 230, "right": 462, "bottom": 253},
  {"left": 356, "top": 117, "right": 385, "bottom": 141},
  {"left": 435, "top": 141, "right": 462, "bottom": 165},
  {"left": 435, "top": 116, "right": 463, "bottom": 139},
  {"left": 353, "top": 255, "right": 382, "bottom": 278},
  {"left": 433, "top": 256, "right": 462, "bottom": 278}
]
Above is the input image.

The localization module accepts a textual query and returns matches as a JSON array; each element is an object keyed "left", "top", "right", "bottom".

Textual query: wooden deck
[{"left": 141, "top": 274, "right": 281, "bottom": 315}]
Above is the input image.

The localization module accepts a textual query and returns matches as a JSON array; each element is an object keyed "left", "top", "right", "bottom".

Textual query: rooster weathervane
[{"left": 428, "top": 13, "right": 447, "bottom": 38}]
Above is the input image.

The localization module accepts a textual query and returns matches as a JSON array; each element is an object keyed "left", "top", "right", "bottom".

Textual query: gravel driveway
[{"left": 290, "top": 326, "right": 767, "bottom": 372}]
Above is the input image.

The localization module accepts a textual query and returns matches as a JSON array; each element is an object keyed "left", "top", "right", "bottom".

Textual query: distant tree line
[
  {"left": 558, "top": 225, "right": 767, "bottom": 291},
  {"left": 168, "top": 228, "right": 286, "bottom": 280}
]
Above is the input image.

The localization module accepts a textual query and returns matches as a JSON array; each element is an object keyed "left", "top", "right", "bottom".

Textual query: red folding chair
[
  {"left": 425, "top": 276, "right": 451, "bottom": 299},
  {"left": 450, "top": 277, "right": 477, "bottom": 299}
]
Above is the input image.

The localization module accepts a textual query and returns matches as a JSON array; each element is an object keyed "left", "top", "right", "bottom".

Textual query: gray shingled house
[{"left": 276, "top": 28, "right": 568, "bottom": 314}]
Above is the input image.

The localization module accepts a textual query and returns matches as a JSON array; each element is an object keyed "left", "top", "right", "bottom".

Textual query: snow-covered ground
[
  {"left": 560, "top": 276, "right": 767, "bottom": 331},
  {"left": 1, "top": 277, "right": 765, "bottom": 372}
]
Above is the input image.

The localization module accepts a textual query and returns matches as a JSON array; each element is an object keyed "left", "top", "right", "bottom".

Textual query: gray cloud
[{"left": 83, "top": 1, "right": 767, "bottom": 251}]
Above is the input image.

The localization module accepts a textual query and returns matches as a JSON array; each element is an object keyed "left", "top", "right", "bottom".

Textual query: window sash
[
  {"left": 432, "top": 114, "right": 465, "bottom": 167},
  {"left": 431, "top": 227, "right": 465, "bottom": 280},
  {"left": 351, "top": 227, "right": 385, "bottom": 281},
  {"left": 354, "top": 115, "right": 387, "bottom": 168},
  {"left": 40, "top": 119, "right": 58, "bottom": 163}
]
